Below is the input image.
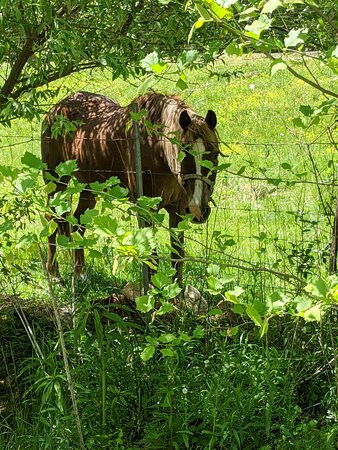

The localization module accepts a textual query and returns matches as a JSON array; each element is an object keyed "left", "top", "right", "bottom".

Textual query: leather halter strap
[{"left": 182, "top": 173, "right": 214, "bottom": 187}]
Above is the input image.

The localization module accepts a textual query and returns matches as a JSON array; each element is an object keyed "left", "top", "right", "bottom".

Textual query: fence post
[
  {"left": 329, "top": 197, "right": 338, "bottom": 273},
  {"left": 132, "top": 103, "right": 149, "bottom": 294}
]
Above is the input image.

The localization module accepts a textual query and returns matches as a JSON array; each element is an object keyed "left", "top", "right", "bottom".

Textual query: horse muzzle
[{"left": 186, "top": 205, "right": 211, "bottom": 223}]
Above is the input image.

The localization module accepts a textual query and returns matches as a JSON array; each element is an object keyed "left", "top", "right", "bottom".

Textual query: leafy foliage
[
  {"left": 186, "top": 0, "right": 337, "bottom": 122},
  {"left": 0, "top": 0, "right": 225, "bottom": 123}
]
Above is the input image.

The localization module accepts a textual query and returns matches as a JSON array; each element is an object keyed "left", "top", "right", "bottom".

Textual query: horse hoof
[
  {"left": 73, "top": 269, "right": 87, "bottom": 282},
  {"left": 49, "top": 273, "right": 64, "bottom": 286}
]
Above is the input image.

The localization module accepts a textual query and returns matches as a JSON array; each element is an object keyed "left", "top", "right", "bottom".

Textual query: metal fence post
[{"left": 132, "top": 103, "right": 149, "bottom": 294}]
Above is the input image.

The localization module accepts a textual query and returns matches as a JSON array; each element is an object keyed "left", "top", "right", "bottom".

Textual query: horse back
[
  {"left": 41, "top": 91, "right": 186, "bottom": 207},
  {"left": 41, "top": 91, "right": 129, "bottom": 181}
]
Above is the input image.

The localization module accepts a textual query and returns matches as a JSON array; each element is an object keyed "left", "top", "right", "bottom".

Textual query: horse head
[{"left": 178, "top": 109, "right": 219, "bottom": 223}]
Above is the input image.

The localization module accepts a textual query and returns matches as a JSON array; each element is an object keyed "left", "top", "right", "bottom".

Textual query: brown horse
[{"left": 41, "top": 91, "right": 219, "bottom": 281}]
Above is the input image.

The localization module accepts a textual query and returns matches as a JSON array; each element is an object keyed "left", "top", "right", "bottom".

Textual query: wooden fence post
[{"left": 132, "top": 103, "right": 149, "bottom": 294}]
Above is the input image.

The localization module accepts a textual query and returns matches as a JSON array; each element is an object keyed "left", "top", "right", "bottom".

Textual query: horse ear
[
  {"left": 179, "top": 110, "right": 191, "bottom": 130},
  {"left": 205, "top": 110, "right": 217, "bottom": 129}
]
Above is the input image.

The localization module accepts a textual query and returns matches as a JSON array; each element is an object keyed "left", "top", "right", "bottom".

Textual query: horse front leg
[
  {"left": 144, "top": 220, "right": 157, "bottom": 281},
  {"left": 45, "top": 175, "right": 71, "bottom": 278},
  {"left": 168, "top": 208, "right": 184, "bottom": 284}
]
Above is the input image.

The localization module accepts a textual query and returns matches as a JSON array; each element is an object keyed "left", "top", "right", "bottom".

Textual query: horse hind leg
[
  {"left": 72, "top": 189, "right": 96, "bottom": 275},
  {"left": 167, "top": 207, "right": 184, "bottom": 284},
  {"left": 46, "top": 220, "right": 60, "bottom": 278}
]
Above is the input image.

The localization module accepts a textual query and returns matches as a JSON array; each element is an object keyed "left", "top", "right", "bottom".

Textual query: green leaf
[
  {"left": 130, "top": 110, "right": 148, "bottom": 123},
  {"left": 66, "top": 215, "right": 78, "bottom": 226},
  {"left": 151, "top": 272, "right": 171, "bottom": 289},
  {"left": 294, "top": 296, "right": 312, "bottom": 313},
  {"left": 56, "top": 235, "right": 69, "bottom": 247},
  {"left": 135, "top": 295, "right": 155, "bottom": 313},
  {"left": 137, "top": 196, "right": 161, "bottom": 209},
  {"left": 230, "top": 325, "right": 239, "bottom": 336},
  {"left": 207, "top": 308, "right": 223, "bottom": 316},
  {"left": 179, "top": 332, "right": 191, "bottom": 342},
  {"left": 55, "top": 160, "right": 78, "bottom": 177},
  {"left": 270, "top": 60, "right": 287, "bottom": 76},
  {"left": 217, "top": 0, "right": 238, "bottom": 6},
  {"left": 225, "top": 42, "right": 243, "bottom": 56},
  {"left": 284, "top": 28, "right": 308, "bottom": 48},
  {"left": 237, "top": 165, "right": 246, "bottom": 175},
  {"left": 245, "top": 15, "right": 272, "bottom": 39},
  {"left": 161, "top": 348, "right": 174, "bottom": 357},
  {"left": 224, "top": 238, "right": 236, "bottom": 247},
  {"left": 305, "top": 277, "right": 329, "bottom": 299},
  {"left": 262, "top": 0, "right": 282, "bottom": 14},
  {"left": 158, "top": 333, "right": 176, "bottom": 343},
  {"left": 199, "top": 160, "right": 213, "bottom": 170},
  {"left": 88, "top": 249, "right": 103, "bottom": 259},
  {"left": 141, "top": 345, "right": 156, "bottom": 361},
  {"left": 267, "top": 178, "right": 281, "bottom": 186},
  {"left": 193, "top": 325, "right": 205, "bottom": 339},
  {"left": 0, "top": 219, "right": 13, "bottom": 234},
  {"left": 180, "top": 49, "right": 198, "bottom": 66},
  {"left": 281, "top": 162, "right": 292, "bottom": 170},
  {"left": 194, "top": 18, "right": 206, "bottom": 29},
  {"left": 44, "top": 181, "right": 56, "bottom": 194},
  {"left": 162, "top": 283, "right": 182, "bottom": 299},
  {"left": 232, "top": 304, "right": 245, "bottom": 314},
  {"left": 157, "top": 302, "right": 174, "bottom": 315},
  {"left": 92, "top": 216, "right": 118, "bottom": 236},
  {"left": 21, "top": 152, "right": 46, "bottom": 170},
  {"left": 14, "top": 173, "right": 38, "bottom": 193},
  {"left": 80, "top": 209, "right": 99, "bottom": 225},
  {"left": 207, "top": 275, "right": 224, "bottom": 295},
  {"left": 207, "top": 263, "right": 220, "bottom": 276},
  {"left": 303, "top": 304, "right": 322, "bottom": 322},
  {"left": 226, "top": 286, "right": 244, "bottom": 303},
  {"left": 254, "top": 232, "right": 267, "bottom": 241},
  {"left": 0, "top": 165, "right": 17, "bottom": 179},
  {"left": 151, "top": 63, "right": 168, "bottom": 74},
  {"left": 209, "top": 1, "right": 233, "bottom": 20},
  {"left": 246, "top": 305, "right": 262, "bottom": 327},
  {"left": 292, "top": 117, "right": 306, "bottom": 129},
  {"left": 141, "top": 51, "right": 159, "bottom": 71},
  {"left": 253, "top": 299, "right": 267, "bottom": 315},
  {"left": 196, "top": 4, "right": 211, "bottom": 20},
  {"left": 299, "top": 105, "right": 314, "bottom": 117},
  {"left": 146, "top": 336, "right": 158, "bottom": 345},
  {"left": 176, "top": 78, "right": 188, "bottom": 90},
  {"left": 17, "top": 233, "right": 37, "bottom": 249},
  {"left": 239, "top": 6, "right": 257, "bottom": 22}
]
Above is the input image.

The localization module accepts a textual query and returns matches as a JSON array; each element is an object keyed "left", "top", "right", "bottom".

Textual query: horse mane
[{"left": 132, "top": 92, "right": 217, "bottom": 182}]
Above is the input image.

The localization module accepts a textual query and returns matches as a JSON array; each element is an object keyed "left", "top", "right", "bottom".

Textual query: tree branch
[
  {"left": 268, "top": 54, "right": 338, "bottom": 99},
  {"left": 11, "top": 62, "right": 100, "bottom": 100},
  {"left": 0, "top": 34, "right": 36, "bottom": 99}
]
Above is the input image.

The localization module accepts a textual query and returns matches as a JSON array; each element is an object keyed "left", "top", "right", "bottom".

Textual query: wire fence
[
  {"left": 1, "top": 60, "right": 337, "bottom": 298},
  {"left": 0, "top": 122, "right": 337, "bottom": 302}
]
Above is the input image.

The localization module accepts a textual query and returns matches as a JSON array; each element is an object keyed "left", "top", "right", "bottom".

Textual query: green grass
[
  {"left": 0, "top": 55, "right": 337, "bottom": 449},
  {"left": 0, "top": 55, "right": 336, "bottom": 295}
]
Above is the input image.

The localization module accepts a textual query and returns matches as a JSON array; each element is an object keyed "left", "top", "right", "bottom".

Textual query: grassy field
[
  {"left": 0, "top": 55, "right": 337, "bottom": 448},
  {"left": 0, "top": 55, "right": 336, "bottom": 296}
]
